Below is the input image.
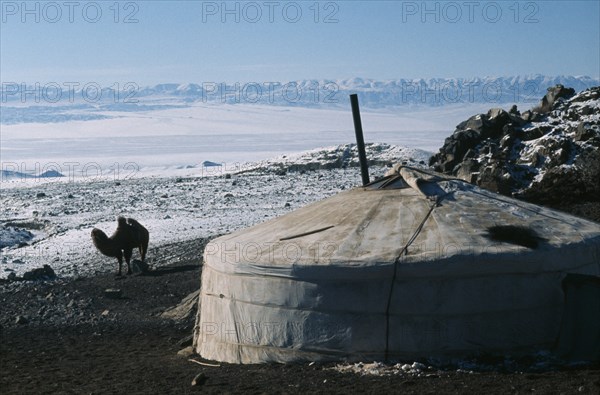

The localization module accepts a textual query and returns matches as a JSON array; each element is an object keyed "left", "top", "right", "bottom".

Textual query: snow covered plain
[{"left": 0, "top": 142, "right": 430, "bottom": 279}]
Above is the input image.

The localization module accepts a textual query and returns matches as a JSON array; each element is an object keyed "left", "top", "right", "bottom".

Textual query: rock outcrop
[
  {"left": 3, "top": 264, "right": 57, "bottom": 283},
  {"left": 429, "top": 85, "right": 600, "bottom": 214}
]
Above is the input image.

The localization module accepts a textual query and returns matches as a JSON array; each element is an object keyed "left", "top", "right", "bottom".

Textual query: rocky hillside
[{"left": 429, "top": 85, "right": 600, "bottom": 220}]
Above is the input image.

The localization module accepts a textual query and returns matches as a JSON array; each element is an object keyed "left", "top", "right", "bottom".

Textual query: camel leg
[
  {"left": 116, "top": 255, "right": 123, "bottom": 276},
  {"left": 124, "top": 248, "right": 133, "bottom": 275},
  {"left": 140, "top": 239, "right": 148, "bottom": 262}
]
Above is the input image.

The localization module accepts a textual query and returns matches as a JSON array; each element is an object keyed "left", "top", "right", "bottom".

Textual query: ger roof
[{"left": 204, "top": 167, "right": 600, "bottom": 277}]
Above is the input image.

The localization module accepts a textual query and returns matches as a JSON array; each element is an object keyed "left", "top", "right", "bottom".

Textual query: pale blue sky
[{"left": 1, "top": 0, "right": 599, "bottom": 85}]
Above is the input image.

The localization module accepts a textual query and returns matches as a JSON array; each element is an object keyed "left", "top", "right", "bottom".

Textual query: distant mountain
[
  {"left": 335, "top": 75, "right": 599, "bottom": 108},
  {"left": 1, "top": 75, "right": 598, "bottom": 118},
  {"left": 129, "top": 75, "right": 600, "bottom": 108},
  {"left": 1, "top": 169, "right": 64, "bottom": 180},
  {"left": 0, "top": 170, "right": 35, "bottom": 180},
  {"left": 39, "top": 170, "right": 65, "bottom": 178}
]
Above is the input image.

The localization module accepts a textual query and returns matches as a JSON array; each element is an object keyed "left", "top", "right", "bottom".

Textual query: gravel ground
[{"left": 1, "top": 151, "right": 599, "bottom": 394}]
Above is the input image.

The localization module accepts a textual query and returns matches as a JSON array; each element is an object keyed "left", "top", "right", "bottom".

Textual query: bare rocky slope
[{"left": 429, "top": 85, "right": 600, "bottom": 221}]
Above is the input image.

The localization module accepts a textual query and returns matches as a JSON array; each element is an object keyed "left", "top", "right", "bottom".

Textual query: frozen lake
[
  {"left": 2, "top": 130, "right": 446, "bottom": 167},
  {"left": 1, "top": 103, "right": 492, "bottom": 172}
]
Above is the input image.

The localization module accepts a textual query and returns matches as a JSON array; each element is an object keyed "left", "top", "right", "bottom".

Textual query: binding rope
[{"left": 383, "top": 195, "right": 441, "bottom": 362}]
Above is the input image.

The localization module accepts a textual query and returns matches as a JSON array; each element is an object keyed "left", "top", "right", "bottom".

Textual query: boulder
[
  {"left": 191, "top": 372, "right": 207, "bottom": 387},
  {"left": 574, "top": 122, "right": 600, "bottom": 142},
  {"left": 176, "top": 346, "right": 195, "bottom": 358},
  {"left": 519, "top": 167, "right": 584, "bottom": 204},
  {"left": 522, "top": 125, "right": 553, "bottom": 141},
  {"left": 575, "top": 148, "right": 600, "bottom": 197},
  {"left": 455, "top": 159, "right": 480, "bottom": 183},
  {"left": 429, "top": 86, "right": 600, "bottom": 207},
  {"left": 22, "top": 265, "right": 56, "bottom": 281},
  {"left": 580, "top": 105, "right": 594, "bottom": 116},
  {"left": 477, "top": 165, "right": 513, "bottom": 195},
  {"left": 520, "top": 110, "right": 543, "bottom": 123},
  {"left": 535, "top": 84, "right": 575, "bottom": 113},
  {"left": 161, "top": 290, "right": 200, "bottom": 321}
]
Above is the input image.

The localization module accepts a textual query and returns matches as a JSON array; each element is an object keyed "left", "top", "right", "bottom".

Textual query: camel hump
[
  {"left": 127, "top": 218, "right": 148, "bottom": 233},
  {"left": 117, "top": 216, "right": 128, "bottom": 227}
]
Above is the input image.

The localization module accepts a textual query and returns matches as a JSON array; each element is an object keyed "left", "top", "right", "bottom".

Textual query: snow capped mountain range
[
  {"left": 2, "top": 75, "right": 598, "bottom": 113},
  {"left": 122, "top": 75, "right": 600, "bottom": 107}
]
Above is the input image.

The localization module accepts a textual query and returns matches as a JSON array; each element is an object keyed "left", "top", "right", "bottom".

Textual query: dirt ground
[{"left": 1, "top": 230, "right": 600, "bottom": 394}]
